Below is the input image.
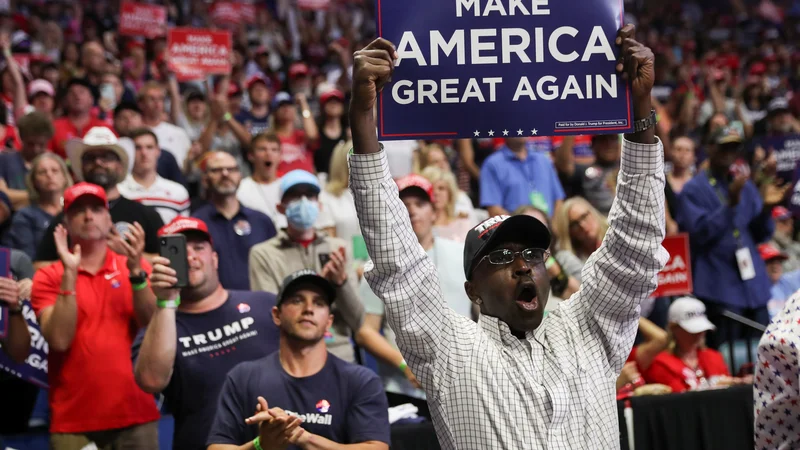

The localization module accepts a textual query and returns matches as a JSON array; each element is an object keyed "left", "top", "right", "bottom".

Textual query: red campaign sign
[
  {"left": 167, "top": 28, "right": 232, "bottom": 82},
  {"left": 210, "top": 2, "right": 257, "bottom": 26},
  {"left": 298, "top": 0, "right": 331, "bottom": 10},
  {"left": 12, "top": 54, "right": 29, "bottom": 73},
  {"left": 119, "top": 2, "right": 167, "bottom": 38},
  {"left": 651, "top": 233, "right": 693, "bottom": 298}
]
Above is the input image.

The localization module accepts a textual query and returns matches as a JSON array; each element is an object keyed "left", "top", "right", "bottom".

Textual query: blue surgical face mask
[{"left": 285, "top": 197, "right": 319, "bottom": 231}]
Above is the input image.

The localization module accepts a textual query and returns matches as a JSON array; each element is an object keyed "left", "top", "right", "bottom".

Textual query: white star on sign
[
  {"left": 502, "top": 129, "right": 509, "bottom": 136},
  {"left": 474, "top": 130, "right": 480, "bottom": 137},
  {"left": 517, "top": 129, "right": 523, "bottom": 136},
  {"left": 531, "top": 129, "right": 538, "bottom": 135},
  {"left": 488, "top": 130, "right": 495, "bottom": 136}
]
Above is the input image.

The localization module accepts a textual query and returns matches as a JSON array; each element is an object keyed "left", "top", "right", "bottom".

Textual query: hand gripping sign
[{"left": 376, "top": 0, "right": 634, "bottom": 140}]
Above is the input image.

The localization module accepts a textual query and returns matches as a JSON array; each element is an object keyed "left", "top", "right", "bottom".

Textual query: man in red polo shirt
[
  {"left": 30, "top": 182, "right": 160, "bottom": 449},
  {"left": 49, "top": 78, "right": 112, "bottom": 159}
]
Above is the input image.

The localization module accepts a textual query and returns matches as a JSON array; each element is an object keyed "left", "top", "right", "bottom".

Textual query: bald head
[
  {"left": 204, "top": 152, "right": 242, "bottom": 197},
  {"left": 82, "top": 41, "right": 106, "bottom": 75}
]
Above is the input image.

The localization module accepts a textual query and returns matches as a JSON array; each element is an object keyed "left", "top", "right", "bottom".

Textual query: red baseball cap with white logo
[
  {"left": 63, "top": 182, "right": 108, "bottom": 213},
  {"left": 772, "top": 206, "right": 792, "bottom": 221},
  {"left": 395, "top": 174, "right": 434, "bottom": 202},
  {"left": 158, "top": 217, "right": 213, "bottom": 244}
]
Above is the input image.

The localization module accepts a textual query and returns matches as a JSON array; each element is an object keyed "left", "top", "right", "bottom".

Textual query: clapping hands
[{"left": 245, "top": 396, "right": 310, "bottom": 449}]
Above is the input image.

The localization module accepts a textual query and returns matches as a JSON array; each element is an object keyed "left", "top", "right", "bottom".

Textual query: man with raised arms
[{"left": 347, "top": 24, "right": 666, "bottom": 449}]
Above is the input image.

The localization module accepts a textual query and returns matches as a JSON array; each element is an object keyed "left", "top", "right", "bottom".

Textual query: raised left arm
[{"left": 559, "top": 25, "right": 668, "bottom": 375}]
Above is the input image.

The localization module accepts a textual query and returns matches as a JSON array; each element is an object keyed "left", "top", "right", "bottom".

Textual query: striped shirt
[
  {"left": 349, "top": 137, "right": 667, "bottom": 449},
  {"left": 117, "top": 174, "right": 190, "bottom": 224}
]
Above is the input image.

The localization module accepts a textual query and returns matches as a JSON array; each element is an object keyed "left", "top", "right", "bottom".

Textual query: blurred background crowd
[{"left": 0, "top": 0, "right": 799, "bottom": 449}]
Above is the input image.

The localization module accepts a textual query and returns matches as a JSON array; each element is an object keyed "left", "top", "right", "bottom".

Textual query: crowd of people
[{"left": 0, "top": 0, "right": 800, "bottom": 449}]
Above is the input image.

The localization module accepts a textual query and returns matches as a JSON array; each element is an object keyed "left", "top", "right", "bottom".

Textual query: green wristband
[
  {"left": 253, "top": 436, "right": 264, "bottom": 450},
  {"left": 398, "top": 359, "right": 408, "bottom": 371},
  {"left": 132, "top": 280, "right": 149, "bottom": 291},
  {"left": 545, "top": 256, "right": 557, "bottom": 269},
  {"left": 157, "top": 296, "right": 181, "bottom": 309}
]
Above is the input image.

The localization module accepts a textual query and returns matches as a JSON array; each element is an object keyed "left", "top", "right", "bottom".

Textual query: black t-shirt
[
  {"left": 207, "top": 352, "right": 390, "bottom": 449},
  {"left": 34, "top": 197, "right": 164, "bottom": 262},
  {"left": 132, "top": 290, "right": 281, "bottom": 450},
  {"left": 315, "top": 126, "right": 346, "bottom": 174}
]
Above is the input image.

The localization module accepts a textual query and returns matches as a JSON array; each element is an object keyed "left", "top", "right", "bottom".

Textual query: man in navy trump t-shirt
[
  {"left": 132, "top": 217, "right": 281, "bottom": 450},
  {"left": 207, "top": 269, "right": 390, "bottom": 450}
]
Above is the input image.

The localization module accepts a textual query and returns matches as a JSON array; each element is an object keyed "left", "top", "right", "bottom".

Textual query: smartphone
[
  {"left": 159, "top": 235, "right": 189, "bottom": 288},
  {"left": 100, "top": 82, "right": 116, "bottom": 110},
  {"left": 318, "top": 253, "right": 331, "bottom": 268}
]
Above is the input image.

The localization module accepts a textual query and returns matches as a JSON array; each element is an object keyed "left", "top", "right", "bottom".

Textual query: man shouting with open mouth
[{"left": 348, "top": 24, "right": 667, "bottom": 450}]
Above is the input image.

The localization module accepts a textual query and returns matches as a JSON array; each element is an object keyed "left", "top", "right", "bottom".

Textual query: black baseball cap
[
  {"left": 463, "top": 215, "right": 550, "bottom": 280},
  {"left": 65, "top": 77, "right": 97, "bottom": 98},
  {"left": 276, "top": 269, "right": 336, "bottom": 305},
  {"left": 114, "top": 101, "right": 141, "bottom": 117},
  {"left": 186, "top": 89, "right": 206, "bottom": 103}
]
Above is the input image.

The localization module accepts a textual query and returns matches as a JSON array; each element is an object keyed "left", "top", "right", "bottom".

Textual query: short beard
[
  {"left": 85, "top": 170, "right": 119, "bottom": 189},
  {"left": 211, "top": 184, "right": 237, "bottom": 196}
]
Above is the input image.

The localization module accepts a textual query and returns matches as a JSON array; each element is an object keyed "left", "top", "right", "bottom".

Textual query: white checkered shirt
[{"left": 349, "top": 138, "right": 667, "bottom": 449}]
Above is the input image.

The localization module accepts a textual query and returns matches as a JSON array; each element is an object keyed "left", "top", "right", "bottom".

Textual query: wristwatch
[
  {"left": 633, "top": 109, "right": 658, "bottom": 133},
  {"left": 129, "top": 271, "right": 148, "bottom": 285},
  {"left": 302, "top": 109, "right": 312, "bottom": 119}
]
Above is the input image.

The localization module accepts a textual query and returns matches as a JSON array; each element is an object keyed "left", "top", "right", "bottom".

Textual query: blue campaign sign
[
  {"left": 376, "top": 0, "right": 634, "bottom": 140},
  {"left": 754, "top": 134, "right": 800, "bottom": 183},
  {"left": 0, "top": 301, "right": 49, "bottom": 388}
]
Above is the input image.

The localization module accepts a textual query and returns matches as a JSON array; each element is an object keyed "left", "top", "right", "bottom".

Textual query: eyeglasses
[
  {"left": 81, "top": 151, "right": 120, "bottom": 164},
  {"left": 477, "top": 247, "right": 550, "bottom": 268},
  {"left": 207, "top": 166, "right": 240, "bottom": 175}
]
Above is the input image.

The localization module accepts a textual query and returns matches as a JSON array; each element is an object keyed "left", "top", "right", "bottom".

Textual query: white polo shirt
[{"left": 117, "top": 174, "right": 191, "bottom": 224}]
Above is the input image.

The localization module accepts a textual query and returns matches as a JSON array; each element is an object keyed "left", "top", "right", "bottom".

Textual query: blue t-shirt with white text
[
  {"left": 207, "top": 352, "right": 390, "bottom": 449},
  {"left": 131, "top": 290, "right": 280, "bottom": 450}
]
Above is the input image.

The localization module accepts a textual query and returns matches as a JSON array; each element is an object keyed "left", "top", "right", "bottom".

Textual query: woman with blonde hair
[
  {"left": 319, "top": 140, "right": 365, "bottom": 261},
  {"left": 421, "top": 166, "right": 474, "bottom": 242},
  {"left": 414, "top": 142, "right": 450, "bottom": 173},
  {"left": 551, "top": 196, "right": 609, "bottom": 264},
  {"left": 2, "top": 153, "right": 72, "bottom": 258}
]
